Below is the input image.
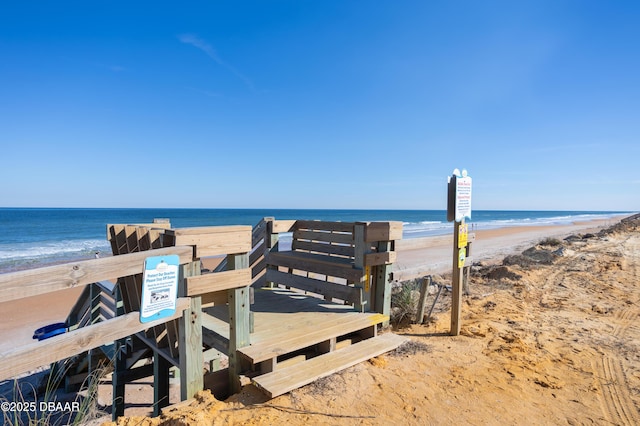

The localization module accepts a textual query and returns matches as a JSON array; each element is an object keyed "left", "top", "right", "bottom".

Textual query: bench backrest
[{"left": 291, "top": 220, "right": 358, "bottom": 260}]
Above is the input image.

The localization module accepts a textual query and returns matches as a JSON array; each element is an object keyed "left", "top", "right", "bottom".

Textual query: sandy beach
[{"left": 2, "top": 215, "right": 638, "bottom": 425}]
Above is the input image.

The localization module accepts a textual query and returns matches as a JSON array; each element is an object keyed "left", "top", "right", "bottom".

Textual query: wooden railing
[
  {"left": 0, "top": 246, "right": 193, "bottom": 381},
  {"left": 0, "top": 222, "right": 254, "bottom": 419},
  {"left": 106, "top": 222, "right": 253, "bottom": 411}
]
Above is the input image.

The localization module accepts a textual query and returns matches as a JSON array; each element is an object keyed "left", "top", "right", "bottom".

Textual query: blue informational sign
[{"left": 140, "top": 255, "right": 180, "bottom": 323}]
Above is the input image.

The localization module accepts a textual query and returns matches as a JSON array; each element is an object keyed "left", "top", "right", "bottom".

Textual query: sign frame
[{"left": 140, "top": 254, "right": 180, "bottom": 324}]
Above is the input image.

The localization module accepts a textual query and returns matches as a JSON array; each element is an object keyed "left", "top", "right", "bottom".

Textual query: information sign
[
  {"left": 140, "top": 255, "right": 179, "bottom": 323},
  {"left": 458, "top": 222, "right": 468, "bottom": 248},
  {"left": 458, "top": 248, "right": 466, "bottom": 268},
  {"left": 455, "top": 175, "right": 472, "bottom": 222}
]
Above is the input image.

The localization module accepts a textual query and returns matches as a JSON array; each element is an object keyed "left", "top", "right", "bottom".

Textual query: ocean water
[{"left": 0, "top": 208, "right": 629, "bottom": 273}]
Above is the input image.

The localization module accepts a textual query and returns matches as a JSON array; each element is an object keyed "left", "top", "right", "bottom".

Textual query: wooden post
[
  {"left": 354, "top": 223, "right": 368, "bottom": 312},
  {"left": 227, "top": 253, "right": 250, "bottom": 394},
  {"left": 450, "top": 220, "right": 464, "bottom": 336},
  {"left": 179, "top": 261, "right": 203, "bottom": 401},
  {"left": 112, "top": 283, "right": 126, "bottom": 420},
  {"left": 87, "top": 283, "right": 100, "bottom": 391},
  {"left": 265, "top": 218, "right": 278, "bottom": 289},
  {"left": 373, "top": 240, "right": 393, "bottom": 326},
  {"left": 415, "top": 275, "right": 432, "bottom": 324},
  {"left": 153, "top": 350, "right": 171, "bottom": 416}
]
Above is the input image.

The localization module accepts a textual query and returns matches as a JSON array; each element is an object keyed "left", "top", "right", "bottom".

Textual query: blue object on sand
[{"left": 33, "top": 322, "right": 67, "bottom": 341}]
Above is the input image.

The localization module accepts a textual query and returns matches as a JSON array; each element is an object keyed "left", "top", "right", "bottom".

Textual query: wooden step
[
  {"left": 252, "top": 333, "right": 407, "bottom": 398},
  {"left": 238, "top": 312, "right": 388, "bottom": 364}
]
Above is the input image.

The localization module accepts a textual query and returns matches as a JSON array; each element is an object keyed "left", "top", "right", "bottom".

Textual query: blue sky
[{"left": 1, "top": 1, "right": 638, "bottom": 211}]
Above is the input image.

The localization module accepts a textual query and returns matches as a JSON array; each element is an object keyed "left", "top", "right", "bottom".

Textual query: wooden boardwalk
[{"left": 0, "top": 217, "right": 406, "bottom": 420}]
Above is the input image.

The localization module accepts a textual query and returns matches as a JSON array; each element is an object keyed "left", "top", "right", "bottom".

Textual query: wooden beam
[
  {"left": 451, "top": 221, "right": 463, "bottom": 336},
  {"left": 154, "top": 350, "right": 171, "bottom": 416},
  {"left": 270, "top": 220, "right": 297, "bottom": 233},
  {"left": 373, "top": 241, "right": 393, "bottom": 325},
  {"left": 179, "top": 295, "right": 204, "bottom": 400},
  {"left": 364, "top": 221, "right": 403, "bottom": 243},
  {"left": 354, "top": 223, "right": 367, "bottom": 312},
  {"left": 415, "top": 276, "right": 432, "bottom": 324},
  {"left": 265, "top": 269, "right": 363, "bottom": 305},
  {"left": 179, "top": 262, "right": 204, "bottom": 401},
  {"left": 227, "top": 253, "right": 251, "bottom": 394},
  {"left": 185, "top": 269, "right": 251, "bottom": 296},
  {"left": 293, "top": 230, "right": 354, "bottom": 245},
  {"left": 364, "top": 251, "right": 396, "bottom": 266},
  {"left": 251, "top": 219, "right": 268, "bottom": 247},
  {"left": 0, "top": 246, "right": 194, "bottom": 304},
  {"left": 295, "top": 220, "right": 354, "bottom": 233},
  {"left": 201, "top": 291, "right": 229, "bottom": 307},
  {"left": 0, "top": 298, "right": 190, "bottom": 381},
  {"left": 267, "top": 252, "right": 362, "bottom": 282},
  {"left": 168, "top": 226, "right": 252, "bottom": 258},
  {"left": 292, "top": 240, "right": 355, "bottom": 258}
]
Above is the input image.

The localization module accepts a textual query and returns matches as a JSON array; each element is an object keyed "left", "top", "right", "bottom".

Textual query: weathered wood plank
[
  {"left": 252, "top": 333, "right": 406, "bottom": 398},
  {"left": 200, "top": 291, "right": 229, "bottom": 306},
  {"left": 227, "top": 253, "right": 251, "bottom": 394},
  {"left": 364, "top": 221, "right": 403, "bottom": 242},
  {"left": 295, "top": 220, "right": 354, "bottom": 233},
  {"left": 239, "top": 310, "right": 387, "bottom": 363},
  {"left": 265, "top": 269, "right": 362, "bottom": 305},
  {"left": 292, "top": 240, "right": 355, "bottom": 258},
  {"left": 179, "top": 295, "right": 203, "bottom": 400},
  {"left": 169, "top": 226, "right": 252, "bottom": 258},
  {"left": 185, "top": 269, "right": 251, "bottom": 296},
  {"left": 354, "top": 224, "right": 367, "bottom": 311},
  {"left": 270, "top": 220, "right": 297, "bottom": 233},
  {"left": 0, "top": 298, "right": 190, "bottom": 381},
  {"left": 251, "top": 257, "right": 267, "bottom": 279},
  {"left": 106, "top": 222, "right": 171, "bottom": 240},
  {"left": 249, "top": 243, "right": 265, "bottom": 266},
  {"left": 415, "top": 276, "right": 432, "bottom": 325},
  {"left": 251, "top": 219, "right": 268, "bottom": 247},
  {"left": 373, "top": 242, "right": 393, "bottom": 326},
  {"left": 267, "top": 252, "right": 362, "bottom": 282},
  {"left": 364, "top": 251, "right": 396, "bottom": 266},
  {"left": 0, "top": 246, "right": 194, "bottom": 303},
  {"left": 293, "top": 230, "right": 354, "bottom": 245}
]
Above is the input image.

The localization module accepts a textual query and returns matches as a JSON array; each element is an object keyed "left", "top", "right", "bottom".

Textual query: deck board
[{"left": 205, "top": 288, "right": 388, "bottom": 362}]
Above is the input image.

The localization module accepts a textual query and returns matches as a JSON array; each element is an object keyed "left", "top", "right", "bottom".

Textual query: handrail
[
  {"left": 0, "top": 246, "right": 193, "bottom": 303},
  {"left": 0, "top": 298, "right": 190, "bottom": 381}
]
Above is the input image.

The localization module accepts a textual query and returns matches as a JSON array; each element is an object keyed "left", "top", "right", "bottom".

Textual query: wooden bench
[{"left": 264, "top": 220, "right": 402, "bottom": 313}]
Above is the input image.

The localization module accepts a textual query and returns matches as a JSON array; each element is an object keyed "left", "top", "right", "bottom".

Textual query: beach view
[{"left": 1, "top": 1, "right": 639, "bottom": 425}]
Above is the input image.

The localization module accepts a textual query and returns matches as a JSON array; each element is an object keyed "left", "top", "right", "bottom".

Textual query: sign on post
[
  {"left": 455, "top": 172, "right": 472, "bottom": 222},
  {"left": 140, "top": 255, "right": 180, "bottom": 323},
  {"left": 448, "top": 168, "right": 472, "bottom": 336},
  {"left": 458, "top": 222, "right": 468, "bottom": 248}
]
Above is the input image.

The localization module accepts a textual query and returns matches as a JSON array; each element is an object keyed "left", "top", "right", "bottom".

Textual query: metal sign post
[{"left": 447, "top": 169, "right": 472, "bottom": 336}]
